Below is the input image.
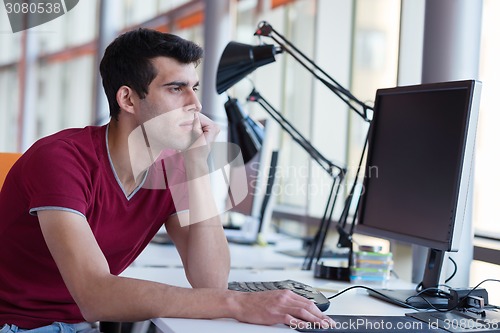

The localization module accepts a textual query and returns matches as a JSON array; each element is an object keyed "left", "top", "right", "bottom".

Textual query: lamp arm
[
  {"left": 302, "top": 172, "right": 346, "bottom": 270},
  {"left": 246, "top": 89, "right": 348, "bottom": 271},
  {"left": 304, "top": 130, "right": 369, "bottom": 270},
  {"left": 255, "top": 21, "right": 372, "bottom": 122},
  {"left": 335, "top": 127, "right": 370, "bottom": 248},
  {"left": 248, "top": 89, "right": 345, "bottom": 178},
  {"left": 346, "top": 129, "right": 371, "bottom": 235}
]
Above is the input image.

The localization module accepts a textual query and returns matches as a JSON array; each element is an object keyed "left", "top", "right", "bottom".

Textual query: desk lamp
[
  {"left": 216, "top": 21, "right": 372, "bottom": 280},
  {"left": 224, "top": 97, "right": 264, "bottom": 164}
]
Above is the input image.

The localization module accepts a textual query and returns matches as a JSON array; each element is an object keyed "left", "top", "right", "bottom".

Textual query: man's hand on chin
[{"left": 184, "top": 113, "right": 220, "bottom": 163}]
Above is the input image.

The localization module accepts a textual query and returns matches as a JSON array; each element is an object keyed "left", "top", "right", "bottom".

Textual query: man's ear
[{"left": 116, "top": 86, "right": 136, "bottom": 115}]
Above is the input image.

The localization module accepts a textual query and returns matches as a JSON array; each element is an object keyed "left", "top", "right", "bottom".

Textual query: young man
[{"left": 0, "top": 28, "right": 332, "bottom": 331}]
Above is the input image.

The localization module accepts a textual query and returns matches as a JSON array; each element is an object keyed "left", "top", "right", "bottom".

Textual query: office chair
[
  {"left": 100, "top": 322, "right": 122, "bottom": 333},
  {"left": 0, "top": 152, "right": 22, "bottom": 190}
]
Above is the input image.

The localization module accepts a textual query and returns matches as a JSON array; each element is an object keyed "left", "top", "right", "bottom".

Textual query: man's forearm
[
  {"left": 82, "top": 274, "right": 235, "bottom": 322},
  {"left": 185, "top": 219, "right": 230, "bottom": 288},
  {"left": 184, "top": 159, "right": 230, "bottom": 288},
  {"left": 85, "top": 273, "right": 332, "bottom": 329}
]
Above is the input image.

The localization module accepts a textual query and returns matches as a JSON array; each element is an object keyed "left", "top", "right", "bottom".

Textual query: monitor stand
[
  {"left": 367, "top": 288, "right": 449, "bottom": 309},
  {"left": 368, "top": 249, "right": 450, "bottom": 309}
]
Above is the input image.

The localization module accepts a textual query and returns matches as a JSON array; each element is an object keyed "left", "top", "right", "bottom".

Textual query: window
[
  {"left": 1, "top": 0, "right": 497, "bottom": 253},
  {"left": 0, "top": 0, "right": 203, "bottom": 152},
  {"left": 0, "top": 67, "right": 19, "bottom": 151},
  {"left": 474, "top": 0, "right": 500, "bottom": 239}
]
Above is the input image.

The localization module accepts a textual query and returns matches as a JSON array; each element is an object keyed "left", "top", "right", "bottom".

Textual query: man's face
[{"left": 136, "top": 57, "right": 202, "bottom": 152}]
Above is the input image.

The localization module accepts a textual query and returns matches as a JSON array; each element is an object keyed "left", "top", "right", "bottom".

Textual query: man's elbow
[
  {"left": 80, "top": 306, "right": 100, "bottom": 324},
  {"left": 70, "top": 280, "right": 113, "bottom": 322},
  {"left": 75, "top": 294, "right": 102, "bottom": 323}
]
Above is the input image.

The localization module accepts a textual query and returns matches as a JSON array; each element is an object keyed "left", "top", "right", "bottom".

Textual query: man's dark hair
[{"left": 99, "top": 28, "right": 203, "bottom": 120}]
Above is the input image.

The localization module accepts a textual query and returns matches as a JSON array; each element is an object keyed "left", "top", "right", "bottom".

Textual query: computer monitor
[{"left": 355, "top": 79, "right": 482, "bottom": 309}]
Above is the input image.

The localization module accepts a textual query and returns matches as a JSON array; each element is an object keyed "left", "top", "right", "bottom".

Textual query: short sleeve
[{"left": 23, "top": 141, "right": 95, "bottom": 217}]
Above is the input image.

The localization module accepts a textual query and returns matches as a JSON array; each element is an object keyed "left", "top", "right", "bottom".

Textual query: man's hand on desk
[{"left": 228, "top": 289, "right": 334, "bottom": 327}]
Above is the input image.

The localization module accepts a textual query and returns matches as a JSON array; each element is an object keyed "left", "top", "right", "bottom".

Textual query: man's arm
[
  {"left": 38, "top": 210, "right": 332, "bottom": 326},
  {"left": 165, "top": 112, "right": 230, "bottom": 288},
  {"left": 165, "top": 211, "right": 230, "bottom": 289}
]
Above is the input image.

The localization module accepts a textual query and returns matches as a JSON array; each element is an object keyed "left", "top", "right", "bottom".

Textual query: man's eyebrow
[{"left": 162, "top": 81, "right": 200, "bottom": 87}]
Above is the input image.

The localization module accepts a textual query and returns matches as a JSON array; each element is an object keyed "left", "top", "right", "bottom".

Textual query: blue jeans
[{"left": 0, "top": 322, "right": 99, "bottom": 333}]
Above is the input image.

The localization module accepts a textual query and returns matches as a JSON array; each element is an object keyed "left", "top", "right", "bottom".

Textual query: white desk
[
  {"left": 132, "top": 240, "right": 311, "bottom": 270},
  {"left": 121, "top": 266, "right": 415, "bottom": 333}
]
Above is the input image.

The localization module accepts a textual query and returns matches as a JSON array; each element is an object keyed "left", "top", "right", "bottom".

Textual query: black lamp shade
[
  {"left": 216, "top": 42, "right": 277, "bottom": 94},
  {"left": 225, "top": 97, "right": 264, "bottom": 163}
]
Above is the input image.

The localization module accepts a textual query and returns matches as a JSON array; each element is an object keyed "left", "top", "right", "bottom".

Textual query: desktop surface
[
  {"left": 132, "top": 236, "right": 307, "bottom": 269},
  {"left": 127, "top": 239, "right": 500, "bottom": 332},
  {"left": 121, "top": 266, "right": 424, "bottom": 333}
]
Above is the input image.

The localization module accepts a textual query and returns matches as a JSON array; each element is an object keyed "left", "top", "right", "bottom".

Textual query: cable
[
  {"left": 407, "top": 256, "right": 462, "bottom": 311},
  {"left": 328, "top": 279, "right": 500, "bottom": 315},
  {"left": 416, "top": 278, "right": 500, "bottom": 313},
  {"left": 444, "top": 256, "right": 457, "bottom": 283},
  {"left": 414, "top": 256, "right": 457, "bottom": 292},
  {"left": 413, "top": 287, "right": 451, "bottom": 299},
  {"left": 461, "top": 279, "right": 500, "bottom": 291},
  {"left": 449, "top": 278, "right": 499, "bottom": 312},
  {"left": 326, "top": 285, "right": 422, "bottom": 311},
  {"left": 328, "top": 284, "right": 463, "bottom": 313},
  {"left": 415, "top": 282, "right": 452, "bottom": 293},
  {"left": 390, "top": 270, "right": 400, "bottom": 280},
  {"left": 404, "top": 287, "right": 451, "bottom": 311}
]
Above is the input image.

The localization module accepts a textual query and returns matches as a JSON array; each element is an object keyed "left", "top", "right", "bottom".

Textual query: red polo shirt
[{"left": 0, "top": 125, "right": 187, "bottom": 328}]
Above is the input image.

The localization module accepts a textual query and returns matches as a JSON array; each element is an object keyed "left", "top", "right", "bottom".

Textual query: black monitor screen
[{"left": 356, "top": 80, "right": 480, "bottom": 252}]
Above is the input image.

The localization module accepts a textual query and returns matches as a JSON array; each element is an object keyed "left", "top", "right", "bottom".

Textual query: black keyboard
[{"left": 228, "top": 279, "right": 330, "bottom": 312}]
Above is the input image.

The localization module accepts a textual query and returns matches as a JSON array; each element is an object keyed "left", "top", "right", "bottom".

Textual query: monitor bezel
[{"left": 355, "top": 79, "right": 481, "bottom": 252}]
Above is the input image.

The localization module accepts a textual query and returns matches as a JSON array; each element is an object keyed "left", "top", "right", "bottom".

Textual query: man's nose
[{"left": 188, "top": 90, "right": 202, "bottom": 112}]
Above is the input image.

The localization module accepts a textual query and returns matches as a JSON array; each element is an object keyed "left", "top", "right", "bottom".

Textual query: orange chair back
[{"left": 0, "top": 152, "right": 22, "bottom": 190}]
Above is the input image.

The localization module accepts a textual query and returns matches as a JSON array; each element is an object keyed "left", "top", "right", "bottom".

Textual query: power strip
[{"left": 448, "top": 288, "right": 489, "bottom": 309}]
